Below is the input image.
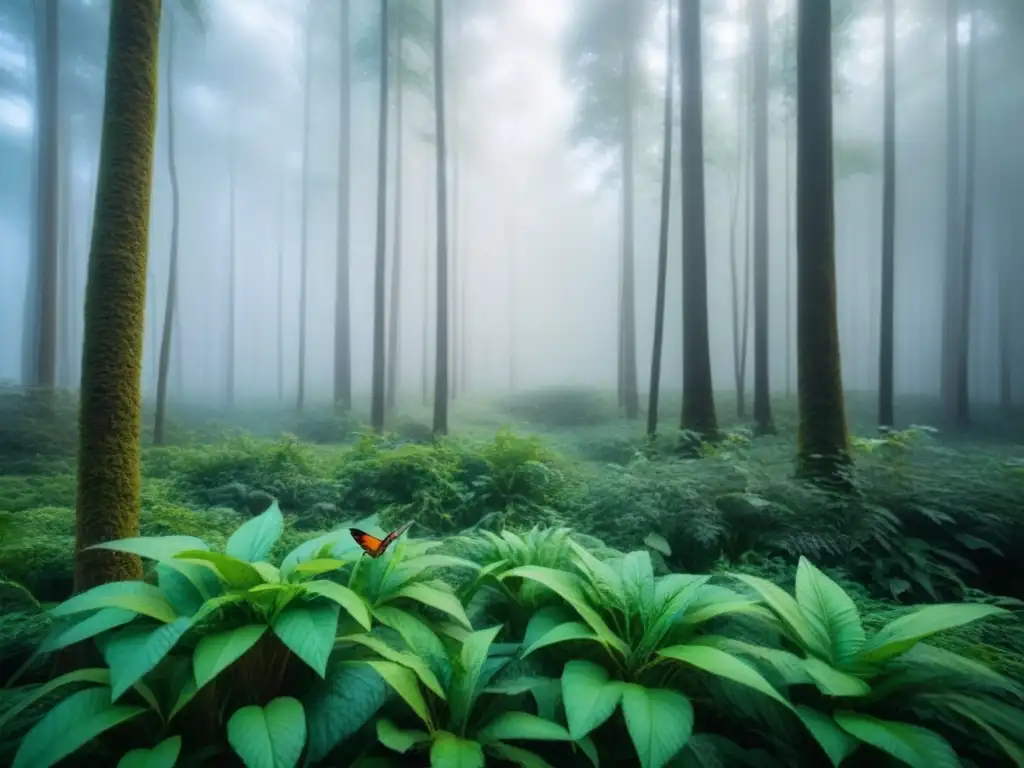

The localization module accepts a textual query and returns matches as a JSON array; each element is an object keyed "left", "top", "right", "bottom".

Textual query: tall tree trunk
[
  {"left": 507, "top": 202, "right": 517, "bottom": 392},
  {"left": 796, "top": 0, "right": 850, "bottom": 484},
  {"left": 386, "top": 30, "right": 404, "bottom": 414},
  {"left": 647, "top": 0, "right": 674, "bottom": 439},
  {"left": 621, "top": 29, "right": 640, "bottom": 421},
  {"left": 226, "top": 127, "right": 236, "bottom": 407},
  {"left": 878, "top": 0, "right": 896, "bottom": 428},
  {"left": 32, "top": 0, "right": 60, "bottom": 392},
  {"left": 422, "top": 174, "right": 430, "bottom": 406},
  {"left": 74, "top": 0, "right": 160, "bottom": 592},
  {"left": 751, "top": 0, "right": 774, "bottom": 435},
  {"left": 297, "top": 8, "right": 313, "bottom": 413},
  {"left": 334, "top": 0, "right": 352, "bottom": 412},
  {"left": 154, "top": 12, "right": 181, "bottom": 446},
  {"left": 432, "top": 0, "right": 450, "bottom": 435},
  {"left": 58, "top": 104, "right": 74, "bottom": 389},
  {"left": 954, "top": 3, "right": 977, "bottom": 426},
  {"left": 728, "top": 36, "right": 744, "bottom": 418},
  {"left": 679, "top": 0, "right": 718, "bottom": 438},
  {"left": 370, "top": 0, "right": 390, "bottom": 433},
  {"left": 940, "top": 0, "right": 961, "bottom": 419},
  {"left": 277, "top": 175, "right": 286, "bottom": 402},
  {"left": 449, "top": 16, "right": 460, "bottom": 405},
  {"left": 784, "top": 0, "right": 794, "bottom": 400},
  {"left": 998, "top": 238, "right": 1012, "bottom": 410}
]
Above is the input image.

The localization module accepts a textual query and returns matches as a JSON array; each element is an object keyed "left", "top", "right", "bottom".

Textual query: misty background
[{"left": 1, "top": 0, "right": 1022, "bottom": 413}]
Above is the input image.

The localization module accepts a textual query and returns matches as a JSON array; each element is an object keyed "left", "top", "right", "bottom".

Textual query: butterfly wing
[
  {"left": 350, "top": 528, "right": 386, "bottom": 558},
  {"left": 377, "top": 521, "right": 415, "bottom": 556}
]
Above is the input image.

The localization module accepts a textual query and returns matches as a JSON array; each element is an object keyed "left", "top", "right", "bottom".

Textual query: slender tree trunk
[
  {"left": 226, "top": 126, "right": 236, "bottom": 408},
  {"left": 998, "top": 237, "right": 1012, "bottom": 409},
  {"left": 796, "top": 0, "right": 850, "bottom": 484},
  {"left": 784, "top": 109, "right": 793, "bottom": 399},
  {"left": 432, "top": 0, "right": 450, "bottom": 435},
  {"left": 751, "top": 0, "right": 774, "bottom": 435},
  {"left": 647, "top": 0, "right": 674, "bottom": 439},
  {"left": 679, "top": 0, "right": 718, "bottom": 438},
  {"left": 32, "top": 0, "right": 60, "bottom": 392},
  {"left": 940, "top": 0, "right": 961, "bottom": 419},
  {"left": 621, "top": 31, "right": 640, "bottom": 421},
  {"left": 508, "top": 201, "right": 517, "bottom": 392},
  {"left": 954, "top": 3, "right": 977, "bottom": 426},
  {"left": 422, "top": 174, "right": 430, "bottom": 406},
  {"left": 334, "top": 0, "right": 352, "bottom": 412},
  {"left": 154, "top": 13, "right": 181, "bottom": 445},
  {"left": 449, "top": 18, "right": 460, "bottom": 405},
  {"left": 878, "top": 0, "right": 896, "bottom": 429},
  {"left": 728, "top": 40, "right": 744, "bottom": 417},
  {"left": 277, "top": 175, "right": 286, "bottom": 402},
  {"left": 386, "top": 30, "right": 404, "bottom": 414},
  {"left": 58, "top": 104, "right": 74, "bottom": 389},
  {"left": 297, "top": 8, "right": 313, "bottom": 413},
  {"left": 74, "top": 0, "right": 161, "bottom": 591},
  {"left": 370, "top": 1, "right": 390, "bottom": 433}
]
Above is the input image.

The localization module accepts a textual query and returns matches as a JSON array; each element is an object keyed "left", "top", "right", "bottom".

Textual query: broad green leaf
[
  {"left": 104, "top": 617, "right": 193, "bottom": 701},
  {"left": 364, "top": 660, "right": 433, "bottom": 729},
  {"left": 174, "top": 550, "right": 266, "bottom": 589},
  {"left": 280, "top": 529, "right": 348, "bottom": 577},
  {"left": 392, "top": 582, "right": 473, "bottom": 630},
  {"left": 658, "top": 644, "right": 792, "bottom": 710},
  {"left": 373, "top": 605, "right": 452, "bottom": 690},
  {"left": 522, "top": 621, "right": 600, "bottom": 657},
  {"left": 501, "top": 566, "right": 628, "bottom": 656},
  {"left": 343, "top": 633, "right": 446, "bottom": 698},
  {"left": 561, "top": 659, "right": 624, "bottom": 740},
  {"left": 271, "top": 602, "right": 339, "bottom": 678},
  {"left": 302, "top": 579, "right": 372, "bottom": 630},
  {"left": 477, "top": 712, "right": 571, "bottom": 743},
  {"left": 694, "top": 635, "right": 813, "bottom": 686},
  {"left": 226, "top": 501, "right": 284, "bottom": 563},
  {"left": 303, "top": 661, "right": 390, "bottom": 763},
  {"left": 682, "top": 600, "right": 771, "bottom": 627},
  {"left": 643, "top": 533, "right": 671, "bottom": 557},
  {"left": 522, "top": 605, "right": 576, "bottom": 650},
  {"left": 12, "top": 687, "right": 146, "bottom": 768},
  {"left": 732, "top": 573, "right": 830, "bottom": 658},
  {"left": 156, "top": 563, "right": 207, "bottom": 616},
  {"left": 430, "top": 731, "right": 485, "bottom": 768},
  {"left": 0, "top": 668, "right": 110, "bottom": 732},
  {"left": 802, "top": 657, "right": 870, "bottom": 697},
  {"left": 39, "top": 608, "right": 137, "bottom": 653},
  {"left": 618, "top": 551, "right": 656, "bottom": 623},
  {"left": 794, "top": 558, "right": 865, "bottom": 665},
  {"left": 51, "top": 582, "right": 177, "bottom": 624},
  {"left": 376, "top": 718, "right": 430, "bottom": 754},
  {"left": 116, "top": 735, "right": 182, "bottom": 768},
  {"left": 946, "top": 700, "right": 1024, "bottom": 767},
  {"left": 251, "top": 562, "right": 281, "bottom": 583},
  {"left": 485, "top": 742, "right": 556, "bottom": 768},
  {"left": 155, "top": 558, "right": 223, "bottom": 603},
  {"left": 292, "top": 558, "right": 348, "bottom": 578},
  {"left": 858, "top": 604, "right": 1008, "bottom": 664},
  {"left": 450, "top": 625, "right": 502, "bottom": 732},
  {"left": 226, "top": 697, "right": 306, "bottom": 768},
  {"left": 795, "top": 706, "right": 859, "bottom": 767},
  {"left": 194, "top": 625, "right": 267, "bottom": 688},
  {"left": 567, "top": 540, "right": 624, "bottom": 604},
  {"left": 90, "top": 536, "right": 209, "bottom": 560},
  {"left": 620, "top": 683, "right": 693, "bottom": 768},
  {"left": 834, "top": 711, "right": 959, "bottom": 768}
]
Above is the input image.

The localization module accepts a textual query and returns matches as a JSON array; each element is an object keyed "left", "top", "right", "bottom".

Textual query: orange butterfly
[{"left": 350, "top": 521, "right": 414, "bottom": 558}]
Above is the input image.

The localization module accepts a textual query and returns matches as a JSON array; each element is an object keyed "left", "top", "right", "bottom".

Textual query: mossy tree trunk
[
  {"left": 751, "top": 0, "right": 774, "bottom": 435},
  {"left": 432, "top": 0, "right": 450, "bottom": 436},
  {"left": 647, "top": 0, "right": 674, "bottom": 439},
  {"left": 74, "top": 0, "right": 162, "bottom": 592},
  {"left": 678, "top": 0, "right": 718, "bottom": 439},
  {"left": 878, "top": 0, "right": 896, "bottom": 429},
  {"left": 334, "top": 0, "right": 352, "bottom": 413},
  {"left": 154, "top": 11, "right": 180, "bottom": 446},
  {"left": 370, "top": 0, "right": 390, "bottom": 433},
  {"left": 386, "top": 24, "right": 404, "bottom": 415},
  {"left": 795, "top": 0, "right": 851, "bottom": 485}
]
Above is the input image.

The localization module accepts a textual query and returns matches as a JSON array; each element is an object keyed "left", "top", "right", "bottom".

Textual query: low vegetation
[{"left": 0, "top": 387, "right": 1022, "bottom": 767}]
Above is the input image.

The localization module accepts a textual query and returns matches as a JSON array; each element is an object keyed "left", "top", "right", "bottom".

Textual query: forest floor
[{"left": 1, "top": 385, "right": 1023, "bottom": 765}]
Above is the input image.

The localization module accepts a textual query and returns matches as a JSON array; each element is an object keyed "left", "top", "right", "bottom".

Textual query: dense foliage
[{"left": 1, "top": 388, "right": 1022, "bottom": 767}]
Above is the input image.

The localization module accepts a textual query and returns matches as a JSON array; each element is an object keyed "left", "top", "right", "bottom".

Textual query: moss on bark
[{"left": 74, "top": 0, "right": 162, "bottom": 592}]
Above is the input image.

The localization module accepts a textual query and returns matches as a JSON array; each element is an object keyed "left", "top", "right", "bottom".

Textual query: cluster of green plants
[{"left": 1, "top": 506, "right": 1021, "bottom": 768}]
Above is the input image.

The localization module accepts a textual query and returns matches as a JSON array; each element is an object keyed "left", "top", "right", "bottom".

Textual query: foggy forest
[{"left": 1, "top": 1, "right": 1023, "bottom": 767}]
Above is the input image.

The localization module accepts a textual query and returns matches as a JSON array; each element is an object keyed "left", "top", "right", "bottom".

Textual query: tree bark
[
  {"left": 620, "top": 19, "right": 640, "bottom": 420},
  {"left": 678, "top": 0, "right": 718, "bottom": 439},
  {"left": 795, "top": 0, "right": 851, "bottom": 484},
  {"left": 751, "top": 0, "right": 774, "bottom": 435},
  {"left": 334, "top": 0, "right": 352, "bottom": 412},
  {"left": 386, "top": 25, "right": 404, "bottom": 414},
  {"left": 74, "top": 0, "right": 161, "bottom": 592},
  {"left": 647, "top": 0, "right": 674, "bottom": 439},
  {"left": 154, "top": 11, "right": 181, "bottom": 445},
  {"left": 370, "top": 0, "right": 390, "bottom": 433},
  {"left": 297, "top": 5, "right": 314, "bottom": 413},
  {"left": 878, "top": 0, "right": 896, "bottom": 429},
  {"left": 432, "top": 0, "right": 450, "bottom": 435},
  {"left": 940, "top": 0, "right": 961, "bottom": 419}
]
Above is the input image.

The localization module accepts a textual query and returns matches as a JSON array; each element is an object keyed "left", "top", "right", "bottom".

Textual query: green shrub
[{"left": 498, "top": 387, "right": 617, "bottom": 428}]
